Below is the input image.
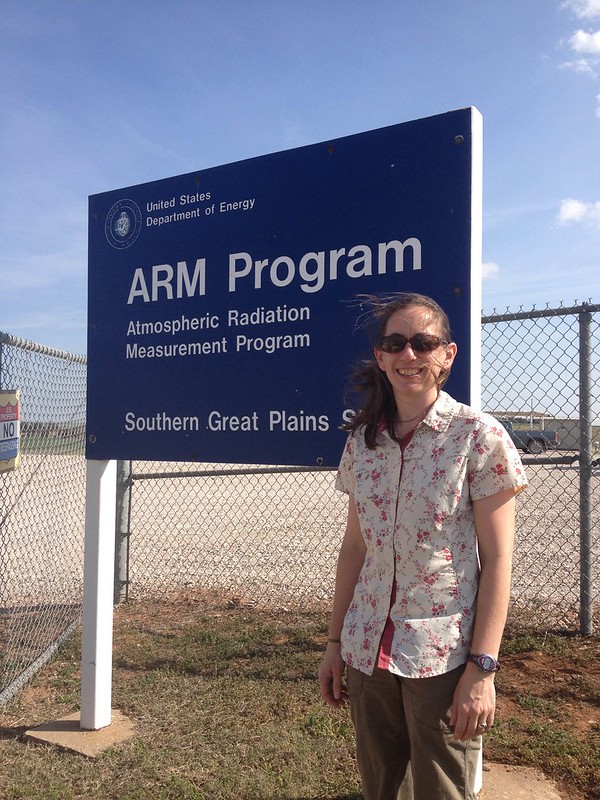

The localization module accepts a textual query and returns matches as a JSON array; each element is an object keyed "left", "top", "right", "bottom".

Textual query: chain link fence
[
  {"left": 0, "top": 333, "right": 87, "bottom": 704},
  {"left": 124, "top": 463, "right": 348, "bottom": 608},
  {"left": 124, "top": 303, "right": 600, "bottom": 631},
  {"left": 480, "top": 304, "right": 599, "bottom": 632},
  {"left": 1, "top": 302, "right": 599, "bottom": 704}
]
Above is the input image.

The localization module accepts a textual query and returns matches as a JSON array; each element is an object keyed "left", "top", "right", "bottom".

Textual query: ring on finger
[{"left": 477, "top": 722, "right": 488, "bottom": 730}]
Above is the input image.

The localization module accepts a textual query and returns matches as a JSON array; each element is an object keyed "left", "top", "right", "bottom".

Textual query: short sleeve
[
  {"left": 335, "top": 433, "right": 356, "bottom": 496},
  {"left": 468, "top": 417, "right": 528, "bottom": 501}
]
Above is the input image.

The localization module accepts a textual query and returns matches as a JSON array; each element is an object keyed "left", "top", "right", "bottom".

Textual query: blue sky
[{"left": 1, "top": 0, "right": 600, "bottom": 355}]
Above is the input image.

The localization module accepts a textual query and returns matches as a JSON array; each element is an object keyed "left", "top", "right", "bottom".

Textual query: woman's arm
[
  {"left": 450, "top": 487, "right": 516, "bottom": 740},
  {"left": 318, "top": 496, "right": 366, "bottom": 708}
]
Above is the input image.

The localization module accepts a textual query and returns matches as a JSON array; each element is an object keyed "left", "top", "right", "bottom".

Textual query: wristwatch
[{"left": 468, "top": 653, "right": 501, "bottom": 673}]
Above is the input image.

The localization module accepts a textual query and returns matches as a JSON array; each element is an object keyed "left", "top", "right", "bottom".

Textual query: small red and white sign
[{"left": 0, "top": 389, "right": 20, "bottom": 472}]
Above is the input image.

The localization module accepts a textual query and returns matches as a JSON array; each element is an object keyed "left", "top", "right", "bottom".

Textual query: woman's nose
[{"left": 400, "top": 342, "right": 418, "bottom": 358}]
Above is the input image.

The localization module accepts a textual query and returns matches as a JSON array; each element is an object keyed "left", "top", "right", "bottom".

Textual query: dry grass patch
[{"left": 1, "top": 601, "right": 361, "bottom": 800}]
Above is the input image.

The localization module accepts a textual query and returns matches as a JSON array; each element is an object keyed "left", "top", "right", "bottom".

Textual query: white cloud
[
  {"left": 560, "top": 56, "right": 597, "bottom": 73},
  {"left": 482, "top": 261, "right": 500, "bottom": 279},
  {"left": 560, "top": 5, "right": 600, "bottom": 106},
  {"left": 556, "top": 197, "right": 600, "bottom": 225},
  {"left": 563, "top": 0, "right": 600, "bottom": 19},
  {"left": 563, "top": 30, "right": 600, "bottom": 77},
  {"left": 569, "top": 28, "right": 600, "bottom": 53}
]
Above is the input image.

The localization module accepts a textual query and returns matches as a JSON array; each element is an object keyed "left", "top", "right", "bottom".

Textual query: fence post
[
  {"left": 579, "top": 305, "right": 593, "bottom": 636},
  {"left": 114, "top": 460, "right": 132, "bottom": 604}
]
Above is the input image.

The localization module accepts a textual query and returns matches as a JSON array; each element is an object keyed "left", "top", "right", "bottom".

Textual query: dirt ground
[
  {"left": 485, "top": 636, "right": 600, "bottom": 800},
  {"left": 498, "top": 644, "right": 600, "bottom": 741}
]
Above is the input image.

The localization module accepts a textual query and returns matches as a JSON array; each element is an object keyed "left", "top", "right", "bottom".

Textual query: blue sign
[{"left": 87, "top": 108, "right": 482, "bottom": 466}]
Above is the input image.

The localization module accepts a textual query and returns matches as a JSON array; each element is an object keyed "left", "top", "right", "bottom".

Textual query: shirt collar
[
  {"left": 422, "top": 390, "right": 456, "bottom": 433},
  {"left": 377, "top": 390, "right": 457, "bottom": 444}
]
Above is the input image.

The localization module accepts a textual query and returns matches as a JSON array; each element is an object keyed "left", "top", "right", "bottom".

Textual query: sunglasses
[{"left": 377, "top": 333, "right": 448, "bottom": 354}]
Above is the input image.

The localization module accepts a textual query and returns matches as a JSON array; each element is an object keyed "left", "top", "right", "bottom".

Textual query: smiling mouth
[{"left": 396, "top": 367, "right": 424, "bottom": 376}]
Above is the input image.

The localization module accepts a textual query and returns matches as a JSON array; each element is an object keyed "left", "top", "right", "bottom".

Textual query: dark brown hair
[{"left": 343, "top": 293, "right": 453, "bottom": 449}]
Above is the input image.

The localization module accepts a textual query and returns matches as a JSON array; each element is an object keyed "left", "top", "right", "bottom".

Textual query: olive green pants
[{"left": 347, "top": 664, "right": 481, "bottom": 800}]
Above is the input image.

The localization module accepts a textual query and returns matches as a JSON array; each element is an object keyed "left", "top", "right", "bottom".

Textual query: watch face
[{"left": 479, "top": 655, "right": 496, "bottom": 671}]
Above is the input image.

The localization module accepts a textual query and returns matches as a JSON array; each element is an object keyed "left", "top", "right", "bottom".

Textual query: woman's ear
[
  {"left": 444, "top": 341, "right": 458, "bottom": 369},
  {"left": 374, "top": 346, "right": 385, "bottom": 371}
]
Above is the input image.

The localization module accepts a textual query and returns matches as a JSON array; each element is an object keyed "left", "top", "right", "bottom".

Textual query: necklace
[
  {"left": 395, "top": 395, "right": 438, "bottom": 438},
  {"left": 397, "top": 412, "right": 424, "bottom": 425},
  {"left": 394, "top": 411, "right": 425, "bottom": 439}
]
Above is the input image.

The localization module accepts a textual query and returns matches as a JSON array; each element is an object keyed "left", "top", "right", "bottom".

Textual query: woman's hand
[
  {"left": 449, "top": 663, "right": 496, "bottom": 740},
  {"left": 318, "top": 642, "right": 348, "bottom": 708}
]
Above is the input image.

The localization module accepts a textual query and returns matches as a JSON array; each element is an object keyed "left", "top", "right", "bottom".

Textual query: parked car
[{"left": 499, "top": 418, "right": 559, "bottom": 455}]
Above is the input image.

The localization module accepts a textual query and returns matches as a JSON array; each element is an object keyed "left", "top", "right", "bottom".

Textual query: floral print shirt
[{"left": 336, "top": 391, "right": 528, "bottom": 679}]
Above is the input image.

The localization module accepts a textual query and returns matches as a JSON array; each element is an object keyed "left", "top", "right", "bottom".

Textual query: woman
[{"left": 318, "top": 293, "right": 527, "bottom": 800}]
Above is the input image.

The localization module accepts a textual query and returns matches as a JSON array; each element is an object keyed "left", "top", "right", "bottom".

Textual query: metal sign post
[{"left": 80, "top": 459, "right": 117, "bottom": 730}]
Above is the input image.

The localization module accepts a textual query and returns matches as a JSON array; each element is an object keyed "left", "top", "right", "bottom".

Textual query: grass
[
  {"left": 1, "top": 602, "right": 599, "bottom": 799},
  {"left": 1, "top": 605, "right": 361, "bottom": 800}
]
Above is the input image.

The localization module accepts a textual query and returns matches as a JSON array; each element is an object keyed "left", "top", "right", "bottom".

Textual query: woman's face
[{"left": 374, "top": 306, "right": 457, "bottom": 407}]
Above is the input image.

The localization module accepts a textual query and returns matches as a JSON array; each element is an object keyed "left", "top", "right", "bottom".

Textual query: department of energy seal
[{"left": 105, "top": 199, "right": 142, "bottom": 249}]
